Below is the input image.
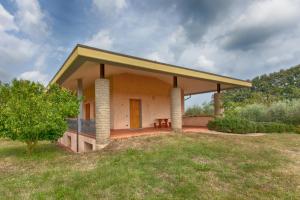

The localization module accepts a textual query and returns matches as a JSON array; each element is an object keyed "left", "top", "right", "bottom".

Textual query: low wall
[
  {"left": 58, "top": 131, "right": 96, "bottom": 153},
  {"left": 183, "top": 116, "right": 214, "bottom": 127}
]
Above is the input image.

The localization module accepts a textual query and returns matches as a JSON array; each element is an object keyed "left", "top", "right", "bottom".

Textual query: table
[{"left": 155, "top": 118, "right": 169, "bottom": 128}]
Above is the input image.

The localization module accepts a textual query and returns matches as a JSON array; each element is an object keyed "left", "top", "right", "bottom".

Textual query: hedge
[{"left": 207, "top": 117, "right": 299, "bottom": 134}]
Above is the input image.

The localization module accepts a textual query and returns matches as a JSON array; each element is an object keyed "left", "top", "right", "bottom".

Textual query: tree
[
  {"left": 0, "top": 79, "right": 79, "bottom": 154},
  {"left": 223, "top": 64, "right": 300, "bottom": 109}
]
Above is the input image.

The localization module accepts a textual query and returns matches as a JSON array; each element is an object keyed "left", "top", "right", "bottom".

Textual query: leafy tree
[
  {"left": 223, "top": 64, "right": 300, "bottom": 108},
  {"left": 0, "top": 79, "right": 79, "bottom": 154}
]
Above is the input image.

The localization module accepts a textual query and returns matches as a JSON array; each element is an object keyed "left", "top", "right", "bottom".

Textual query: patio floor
[{"left": 110, "top": 126, "right": 209, "bottom": 139}]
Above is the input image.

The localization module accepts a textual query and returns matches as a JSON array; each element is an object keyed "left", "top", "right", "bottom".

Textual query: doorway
[{"left": 130, "top": 99, "right": 141, "bottom": 129}]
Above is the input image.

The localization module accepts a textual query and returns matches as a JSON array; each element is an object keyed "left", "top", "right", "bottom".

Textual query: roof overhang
[{"left": 49, "top": 44, "right": 252, "bottom": 93}]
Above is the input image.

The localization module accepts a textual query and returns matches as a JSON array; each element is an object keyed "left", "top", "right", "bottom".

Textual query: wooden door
[
  {"left": 130, "top": 99, "right": 141, "bottom": 129},
  {"left": 85, "top": 103, "right": 90, "bottom": 120}
]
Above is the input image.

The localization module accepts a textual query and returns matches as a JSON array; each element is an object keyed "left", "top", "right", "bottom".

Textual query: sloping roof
[{"left": 49, "top": 44, "right": 252, "bottom": 88}]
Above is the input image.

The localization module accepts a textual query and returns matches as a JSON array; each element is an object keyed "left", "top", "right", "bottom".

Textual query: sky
[{"left": 0, "top": 0, "right": 300, "bottom": 107}]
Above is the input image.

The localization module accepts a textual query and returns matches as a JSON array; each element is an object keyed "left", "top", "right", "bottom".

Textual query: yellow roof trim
[{"left": 50, "top": 45, "right": 252, "bottom": 87}]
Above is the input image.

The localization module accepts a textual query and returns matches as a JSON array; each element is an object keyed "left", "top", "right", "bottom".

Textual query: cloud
[
  {"left": 145, "top": 26, "right": 187, "bottom": 63},
  {"left": 197, "top": 55, "right": 214, "bottom": 68},
  {"left": 92, "top": 0, "right": 127, "bottom": 15},
  {"left": 14, "top": 0, "right": 49, "bottom": 39},
  {"left": 85, "top": 30, "right": 113, "bottom": 49},
  {"left": 0, "top": 3, "right": 38, "bottom": 72},
  {"left": 0, "top": 31, "right": 38, "bottom": 66},
  {"left": 0, "top": 1, "right": 52, "bottom": 84},
  {"left": 0, "top": 68, "right": 10, "bottom": 82},
  {"left": 18, "top": 70, "right": 49, "bottom": 85},
  {"left": 0, "top": 4, "right": 18, "bottom": 31},
  {"left": 221, "top": 0, "right": 300, "bottom": 50},
  {"left": 2, "top": 0, "right": 300, "bottom": 107}
]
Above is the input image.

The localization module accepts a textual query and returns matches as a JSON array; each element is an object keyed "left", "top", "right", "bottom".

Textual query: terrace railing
[{"left": 66, "top": 118, "right": 96, "bottom": 136}]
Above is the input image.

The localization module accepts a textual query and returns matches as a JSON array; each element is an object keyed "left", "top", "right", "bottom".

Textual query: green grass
[{"left": 0, "top": 133, "right": 300, "bottom": 199}]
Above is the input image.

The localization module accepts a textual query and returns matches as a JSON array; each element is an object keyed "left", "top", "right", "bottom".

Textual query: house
[{"left": 51, "top": 44, "right": 251, "bottom": 152}]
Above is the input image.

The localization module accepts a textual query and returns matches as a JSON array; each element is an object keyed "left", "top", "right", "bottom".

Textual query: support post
[
  {"left": 95, "top": 64, "right": 110, "bottom": 149},
  {"left": 214, "top": 83, "right": 223, "bottom": 117},
  {"left": 171, "top": 76, "right": 182, "bottom": 132},
  {"left": 77, "top": 79, "right": 83, "bottom": 152},
  {"left": 100, "top": 63, "right": 105, "bottom": 78},
  {"left": 173, "top": 76, "right": 178, "bottom": 88}
]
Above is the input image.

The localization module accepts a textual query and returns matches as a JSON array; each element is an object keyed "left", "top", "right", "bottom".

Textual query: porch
[
  {"left": 66, "top": 118, "right": 210, "bottom": 140},
  {"left": 59, "top": 124, "right": 210, "bottom": 152},
  {"left": 53, "top": 45, "right": 251, "bottom": 153}
]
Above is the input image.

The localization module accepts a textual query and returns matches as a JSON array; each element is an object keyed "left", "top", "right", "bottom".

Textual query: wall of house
[
  {"left": 182, "top": 116, "right": 214, "bottom": 127},
  {"left": 112, "top": 73, "right": 175, "bottom": 129},
  {"left": 58, "top": 131, "right": 96, "bottom": 153},
  {"left": 81, "top": 73, "right": 185, "bottom": 130}
]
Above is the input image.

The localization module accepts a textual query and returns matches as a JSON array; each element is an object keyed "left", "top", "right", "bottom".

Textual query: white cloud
[
  {"left": 239, "top": 0, "right": 299, "bottom": 27},
  {"left": 0, "top": 29, "right": 38, "bottom": 66},
  {"left": 222, "top": 0, "right": 300, "bottom": 49},
  {"left": 18, "top": 70, "right": 49, "bottom": 85},
  {"left": 92, "top": 0, "right": 127, "bottom": 15},
  {"left": 145, "top": 26, "right": 187, "bottom": 63},
  {"left": 85, "top": 30, "right": 113, "bottom": 50},
  {"left": 0, "top": 1, "right": 53, "bottom": 84},
  {"left": 197, "top": 55, "right": 215, "bottom": 68},
  {"left": 14, "top": 0, "right": 49, "bottom": 38},
  {"left": 0, "top": 4, "right": 18, "bottom": 31}
]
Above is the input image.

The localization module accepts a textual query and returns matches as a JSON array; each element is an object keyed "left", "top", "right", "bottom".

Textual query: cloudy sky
[{"left": 0, "top": 0, "right": 300, "bottom": 107}]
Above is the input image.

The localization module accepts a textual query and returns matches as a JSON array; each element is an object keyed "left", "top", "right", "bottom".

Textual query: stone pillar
[
  {"left": 171, "top": 87, "right": 182, "bottom": 132},
  {"left": 214, "top": 93, "right": 224, "bottom": 117},
  {"left": 95, "top": 78, "right": 110, "bottom": 149}
]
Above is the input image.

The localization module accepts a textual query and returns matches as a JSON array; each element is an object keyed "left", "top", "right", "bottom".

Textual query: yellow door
[{"left": 130, "top": 99, "right": 141, "bottom": 129}]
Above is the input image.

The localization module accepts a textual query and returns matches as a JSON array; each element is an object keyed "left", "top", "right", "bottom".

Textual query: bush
[
  {"left": 237, "top": 104, "right": 268, "bottom": 122},
  {"left": 231, "top": 100, "right": 300, "bottom": 125},
  {"left": 208, "top": 117, "right": 256, "bottom": 134},
  {"left": 185, "top": 102, "right": 214, "bottom": 116},
  {"left": 208, "top": 117, "right": 298, "bottom": 134}
]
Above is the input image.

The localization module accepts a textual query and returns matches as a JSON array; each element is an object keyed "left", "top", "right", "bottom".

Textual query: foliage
[
  {"left": 208, "top": 116, "right": 298, "bottom": 134},
  {"left": 0, "top": 79, "right": 79, "bottom": 153},
  {"left": 223, "top": 65, "right": 300, "bottom": 109},
  {"left": 230, "top": 100, "right": 300, "bottom": 125},
  {"left": 184, "top": 102, "right": 214, "bottom": 116}
]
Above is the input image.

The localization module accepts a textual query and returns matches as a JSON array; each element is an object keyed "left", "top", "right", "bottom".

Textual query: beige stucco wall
[
  {"left": 81, "top": 73, "right": 185, "bottom": 130},
  {"left": 182, "top": 116, "right": 214, "bottom": 127},
  {"left": 58, "top": 131, "right": 96, "bottom": 153},
  {"left": 111, "top": 73, "right": 173, "bottom": 129}
]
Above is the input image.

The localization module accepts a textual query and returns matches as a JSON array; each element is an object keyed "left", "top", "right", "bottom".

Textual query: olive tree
[{"left": 0, "top": 79, "right": 79, "bottom": 154}]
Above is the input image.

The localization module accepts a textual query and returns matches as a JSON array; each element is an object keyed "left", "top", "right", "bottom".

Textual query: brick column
[
  {"left": 171, "top": 87, "right": 182, "bottom": 132},
  {"left": 214, "top": 93, "right": 224, "bottom": 117},
  {"left": 95, "top": 78, "right": 110, "bottom": 149}
]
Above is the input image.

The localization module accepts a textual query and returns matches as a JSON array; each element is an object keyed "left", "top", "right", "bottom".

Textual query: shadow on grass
[{"left": 0, "top": 141, "right": 66, "bottom": 160}]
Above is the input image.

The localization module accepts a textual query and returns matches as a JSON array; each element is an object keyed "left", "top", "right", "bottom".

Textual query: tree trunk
[{"left": 25, "top": 140, "right": 38, "bottom": 154}]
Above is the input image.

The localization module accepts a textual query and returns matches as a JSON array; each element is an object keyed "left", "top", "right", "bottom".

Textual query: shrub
[
  {"left": 185, "top": 102, "right": 214, "bottom": 116},
  {"left": 208, "top": 117, "right": 298, "bottom": 134},
  {"left": 208, "top": 117, "right": 256, "bottom": 134},
  {"left": 231, "top": 100, "right": 300, "bottom": 126},
  {"left": 237, "top": 104, "right": 268, "bottom": 122},
  {"left": 267, "top": 102, "right": 289, "bottom": 123}
]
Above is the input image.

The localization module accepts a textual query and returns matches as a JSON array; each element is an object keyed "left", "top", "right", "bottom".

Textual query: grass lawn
[{"left": 0, "top": 132, "right": 299, "bottom": 199}]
